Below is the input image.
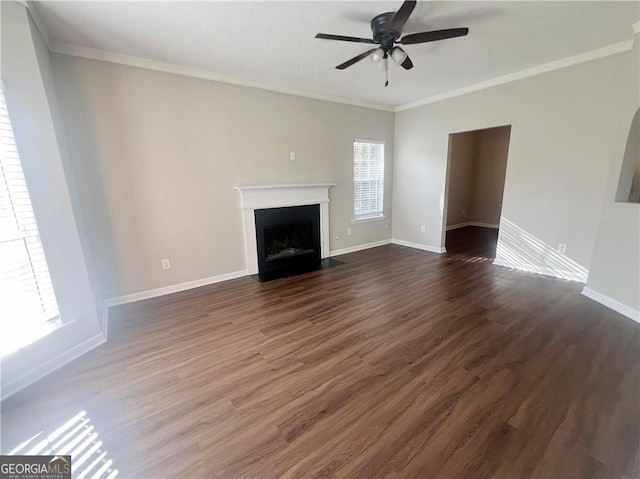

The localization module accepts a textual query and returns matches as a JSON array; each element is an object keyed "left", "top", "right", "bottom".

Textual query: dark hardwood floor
[
  {"left": 1, "top": 240, "right": 638, "bottom": 478},
  {"left": 445, "top": 225, "right": 499, "bottom": 259}
]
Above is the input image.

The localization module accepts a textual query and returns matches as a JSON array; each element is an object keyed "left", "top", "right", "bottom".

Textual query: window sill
[
  {"left": 1, "top": 316, "right": 71, "bottom": 357},
  {"left": 352, "top": 215, "right": 386, "bottom": 224}
]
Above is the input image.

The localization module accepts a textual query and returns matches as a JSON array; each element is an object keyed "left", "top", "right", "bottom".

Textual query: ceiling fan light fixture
[
  {"left": 372, "top": 48, "right": 385, "bottom": 62},
  {"left": 315, "top": 0, "right": 468, "bottom": 74},
  {"left": 391, "top": 47, "right": 408, "bottom": 65}
]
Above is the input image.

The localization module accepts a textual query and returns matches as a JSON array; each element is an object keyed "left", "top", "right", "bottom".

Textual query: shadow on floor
[{"left": 445, "top": 226, "right": 499, "bottom": 260}]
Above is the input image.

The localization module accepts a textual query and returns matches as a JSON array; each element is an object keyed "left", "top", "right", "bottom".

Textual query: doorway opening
[{"left": 443, "top": 125, "right": 511, "bottom": 260}]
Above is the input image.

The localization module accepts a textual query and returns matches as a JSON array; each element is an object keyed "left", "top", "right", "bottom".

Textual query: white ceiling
[{"left": 31, "top": 1, "right": 639, "bottom": 109}]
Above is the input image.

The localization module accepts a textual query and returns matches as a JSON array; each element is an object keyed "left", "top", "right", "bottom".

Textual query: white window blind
[
  {"left": 354, "top": 140, "right": 384, "bottom": 219},
  {"left": 0, "top": 88, "right": 60, "bottom": 356}
]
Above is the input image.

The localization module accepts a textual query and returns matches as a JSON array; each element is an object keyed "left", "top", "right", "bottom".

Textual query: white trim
[
  {"left": 49, "top": 39, "right": 634, "bottom": 115},
  {"left": 493, "top": 258, "right": 587, "bottom": 283},
  {"left": 330, "top": 239, "right": 391, "bottom": 257},
  {"left": 234, "top": 184, "right": 335, "bottom": 210},
  {"left": 235, "top": 184, "right": 334, "bottom": 274},
  {"left": 23, "top": 0, "right": 639, "bottom": 114},
  {"left": 103, "top": 269, "right": 247, "bottom": 308},
  {"left": 447, "top": 223, "right": 470, "bottom": 231},
  {"left": 101, "top": 304, "right": 109, "bottom": 340},
  {"left": 446, "top": 221, "right": 500, "bottom": 231},
  {"left": 2, "top": 270, "right": 247, "bottom": 400},
  {"left": 234, "top": 183, "right": 335, "bottom": 191},
  {"left": 395, "top": 40, "right": 633, "bottom": 112},
  {"left": 49, "top": 43, "right": 394, "bottom": 112},
  {"left": 581, "top": 287, "right": 640, "bottom": 323},
  {"left": 391, "top": 238, "right": 445, "bottom": 254},
  {"left": 1, "top": 333, "right": 106, "bottom": 400},
  {"left": 468, "top": 221, "right": 499, "bottom": 229},
  {"left": 351, "top": 215, "right": 386, "bottom": 224},
  {"left": 24, "top": 1, "right": 53, "bottom": 49}
]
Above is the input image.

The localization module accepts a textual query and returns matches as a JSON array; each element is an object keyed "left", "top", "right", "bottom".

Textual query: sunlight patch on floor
[{"left": 8, "top": 410, "right": 118, "bottom": 479}]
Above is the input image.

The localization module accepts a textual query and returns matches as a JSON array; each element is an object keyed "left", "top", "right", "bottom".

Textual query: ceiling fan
[{"left": 315, "top": 0, "right": 469, "bottom": 86}]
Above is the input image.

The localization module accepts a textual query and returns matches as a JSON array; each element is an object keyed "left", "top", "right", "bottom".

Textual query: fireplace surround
[
  {"left": 235, "top": 184, "right": 335, "bottom": 275},
  {"left": 255, "top": 204, "right": 320, "bottom": 275}
]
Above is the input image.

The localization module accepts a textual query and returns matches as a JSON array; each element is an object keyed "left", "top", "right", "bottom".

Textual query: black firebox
[{"left": 254, "top": 204, "right": 321, "bottom": 279}]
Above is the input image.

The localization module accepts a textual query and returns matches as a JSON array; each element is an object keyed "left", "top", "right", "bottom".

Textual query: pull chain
[{"left": 384, "top": 56, "right": 389, "bottom": 87}]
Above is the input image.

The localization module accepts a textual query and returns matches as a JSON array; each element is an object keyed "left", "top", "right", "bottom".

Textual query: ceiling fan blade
[
  {"left": 389, "top": 0, "right": 417, "bottom": 33},
  {"left": 400, "top": 27, "right": 469, "bottom": 45},
  {"left": 315, "top": 33, "right": 375, "bottom": 44},
  {"left": 335, "top": 49, "right": 377, "bottom": 70},
  {"left": 397, "top": 47, "right": 414, "bottom": 70}
]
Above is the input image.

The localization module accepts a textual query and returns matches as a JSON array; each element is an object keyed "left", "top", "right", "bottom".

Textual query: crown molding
[
  {"left": 49, "top": 43, "right": 395, "bottom": 113},
  {"left": 23, "top": 1, "right": 53, "bottom": 49},
  {"left": 23, "top": 0, "right": 639, "bottom": 114},
  {"left": 395, "top": 39, "right": 633, "bottom": 112},
  {"left": 52, "top": 38, "right": 631, "bottom": 116}
]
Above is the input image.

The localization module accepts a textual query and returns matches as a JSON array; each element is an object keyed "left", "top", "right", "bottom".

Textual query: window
[
  {"left": 353, "top": 140, "right": 385, "bottom": 220},
  {"left": 0, "top": 88, "right": 61, "bottom": 356}
]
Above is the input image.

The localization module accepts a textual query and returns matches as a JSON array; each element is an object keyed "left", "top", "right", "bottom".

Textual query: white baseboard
[
  {"left": 1, "top": 332, "right": 106, "bottom": 401},
  {"left": 101, "top": 269, "right": 248, "bottom": 340},
  {"left": 446, "top": 222, "right": 500, "bottom": 231},
  {"left": 104, "top": 269, "right": 248, "bottom": 308},
  {"left": 581, "top": 287, "right": 640, "bottom": 323},
  {"left": 446, "top": 223, "right": 469, "bottom": 231},
  {"left": 3, "top": 270, "right": 250, "bottom": 400},
  {"left": 329, "top": 239, "right": 391, "bottom": 257},
  {"left": 493, "top": 258, "right": 587, "bottom": 283},
  {"left": 391, "top": 239, "right": 445, "bottom": 253}
]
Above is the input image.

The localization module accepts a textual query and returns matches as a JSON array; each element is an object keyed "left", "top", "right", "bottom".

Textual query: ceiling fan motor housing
[{"left": 371, "top": 12, "right": 400, "bottom": 52}]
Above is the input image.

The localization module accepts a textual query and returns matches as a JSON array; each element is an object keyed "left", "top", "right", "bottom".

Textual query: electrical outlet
[
  {"left": 557, "top": 243, "right": 567, "bottom": 254},
  {"left": 384, "top": 223, "right": 389, "bottom": 230},
  {"left": 335, "top": 236, "right": 339, "bottom": 241},
  {"left": 462, "top": 208, "right": 466, "bottom": 215},
  {"left": 289, "top": 151, "right": 296, "bottom": 161},
  {"left": 421, "top": 225, "right": 426, "bottom": 233},
  {"left": 161, "top": 258, "right": 170, "bottom": 270},
  {"left": 347, "top": 228, "right": 352, "bottom": 236}
]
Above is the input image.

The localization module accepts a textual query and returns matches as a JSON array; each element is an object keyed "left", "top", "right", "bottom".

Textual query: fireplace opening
[
  {"left": 264, "top": 223, "right": 314, "bottom": 262},
  {"left": 255, "top": 204, "right": 321, "bottom": 280}
]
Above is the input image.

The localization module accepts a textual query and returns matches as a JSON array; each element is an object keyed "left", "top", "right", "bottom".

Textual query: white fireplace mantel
[{"left": 234, "top": 184, "right": 335, "bottom": 274}]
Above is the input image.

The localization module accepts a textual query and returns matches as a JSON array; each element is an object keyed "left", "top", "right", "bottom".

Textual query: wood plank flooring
[
  {"left": 1, "top": 238, "right": 638, "bottom": 478},
  {"left": 446, "top": 225, "right": 499, "bottom": 259}
]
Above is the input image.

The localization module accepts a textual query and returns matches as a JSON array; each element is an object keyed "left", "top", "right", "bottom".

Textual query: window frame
[
  {"left": 0, "top": 86, "right": 63, "bottom": 357},
  {"left": 352, "top": 139, "right": 386, "bottom": 223}
]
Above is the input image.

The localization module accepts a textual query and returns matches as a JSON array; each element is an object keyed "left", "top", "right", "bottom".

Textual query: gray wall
[
  {"left": 469, "top": 127, "right": 510, "bottom": 226},
  {"left": 585, "top": 32, "right": 640, "bottom": 315},
  {"left": 1, "top": 2, "right": 102, "bottom": 398},
  {"left": 51, "top": 54, "right": 395, "bottom": 298},
  {"left": 446, "top": 126, "right": 510, "bottom": 228},
  {"left": 393, "top": 51, "right": 633, "bottom": 282},
  {"left": 445, "top": 131, "right": 476, "bottom": 227}
]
